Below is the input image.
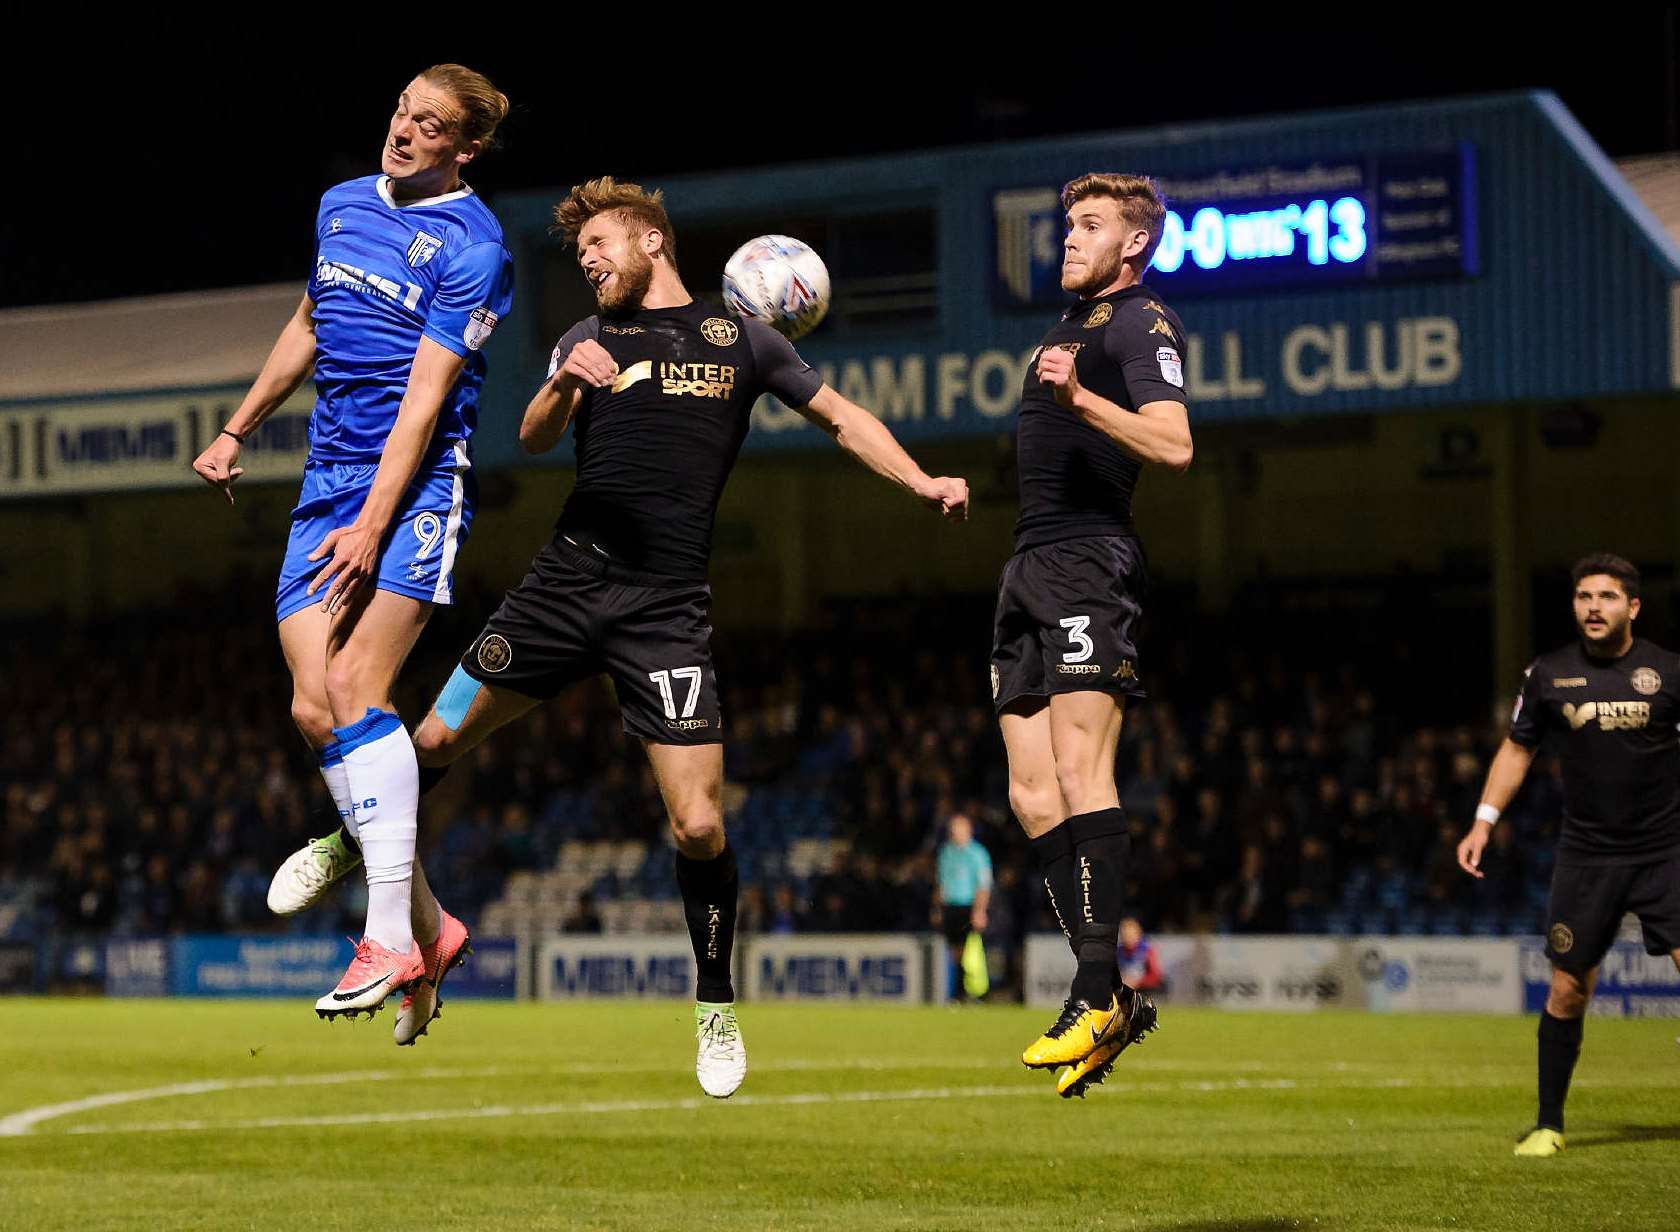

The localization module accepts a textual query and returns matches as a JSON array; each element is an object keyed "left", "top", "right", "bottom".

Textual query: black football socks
[{"left": 676, "top": 843, "right": 740, "bottom": 1003}]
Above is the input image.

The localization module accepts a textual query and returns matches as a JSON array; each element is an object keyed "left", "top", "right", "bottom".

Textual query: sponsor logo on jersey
[
  {"left": 1148, "top": 317, "right": 1175, "bottom": 339},
  {"left": 1047, "top": 342, "right": 1085, "bottom": 358},
  {"left": 1552, "top": 677, "right": 1588, "bottom": 688},
  {"left": 1562, "top": 700, "right": 1650, "bottom": 731},
  {"left": 612, "top": 360, "right": 654, "bottom": 392},
  {"left": 1631, "top": 667, "right": 1662, "bottom": 696},
  {"left": 407, "top": 230, "right": 444, "bottom": 267},
  {"left": 1157, "top": 346, "right": 1183, "bottom": 387},
  {"left": 330, "top": 218, "right": 343, "bottom": 232},
  {"left": 661, "top": 361, "right": 736, "bottom": 399},
  {"left": 463, "top": 306, "right": 498, "bottom": 351},
  {"left": 1548, "top": 923, "right": 1574, "bottom": 954},
  {"left": 1083, "top": 302, "right": 1113, "bottom": 328},
  {"left": 1057, "top": 663, "right": 1103, "bottom": 675},
  {"left": 701, "top": 317, "right": 740, "bottom": 346},
  {"left": 476, "top": 634, "right": 513, "bottom": 673}
]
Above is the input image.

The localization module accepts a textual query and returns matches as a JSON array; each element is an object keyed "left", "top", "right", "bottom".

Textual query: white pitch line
[{"left": 50, "top": 1078, "right": 1313, "bottom": 1137}]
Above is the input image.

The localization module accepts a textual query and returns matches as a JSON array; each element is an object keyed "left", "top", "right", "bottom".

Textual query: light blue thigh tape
[{"left": 435, "top": 664, "right": 482, "bottom": 732}]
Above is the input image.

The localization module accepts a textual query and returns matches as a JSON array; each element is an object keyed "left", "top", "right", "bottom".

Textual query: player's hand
[
  {"left": 1456, "top": 820, "right": 1494, "bottom": 879},
  {"left": 191, "top": 434, "right": 245, "bottom": 505},
  {"left": 306, "top": 521, "right": 383, "bottom": 615},
  {"left": 970, "top": 906, "right": 988, "bottom": 932},
  {"left": 919, "top": 476, "right": 969, "bottom": 521},
  {"left": 1036, "top": 345, "right": 1083, "bottom": 409},
  {"left": 555, "top": 339, "right": 618, "bottom": 390}
]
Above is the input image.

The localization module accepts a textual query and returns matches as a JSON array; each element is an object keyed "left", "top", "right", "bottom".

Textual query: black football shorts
[
  {"left": 991, "top": 534, "right": 1148, "bottom": 712},
  {"left": 460, "top": 538, "right": 721, "bottom": 745},
  {"left": 1543, "top": 852, "right": 1680, "bottom": 972}
]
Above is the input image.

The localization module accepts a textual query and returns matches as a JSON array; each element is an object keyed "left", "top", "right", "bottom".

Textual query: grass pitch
[{"left": 0, "top": 998, "right": 1675, "bottom": 1231}]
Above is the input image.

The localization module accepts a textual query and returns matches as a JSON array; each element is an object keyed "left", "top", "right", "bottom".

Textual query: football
[{"left": 721, "top": 235, "right": 831, "bottom": 341}]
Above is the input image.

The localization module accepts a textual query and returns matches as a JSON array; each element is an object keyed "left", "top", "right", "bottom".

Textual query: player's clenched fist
[
  {"left": 191, "top": 434, "right": 246, "bottom": 505},
  {"left": 1035, "top": 346, "right": 1084, "bottom": 409},
  {"left": 554, "top": 338, "right": 618, "bottom": 389},
  {"left": 919, "top": 476, "right": 970, "bottom": 522}
]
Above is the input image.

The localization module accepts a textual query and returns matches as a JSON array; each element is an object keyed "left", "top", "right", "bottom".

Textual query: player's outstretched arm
[
  {"left": 797, "top": 385, "right": 969, "bottom": 520},
  {"left": 1456, "top": 738, "right": 1537, "bottom": 878},
  {"left": 307, "top": 336, "right": 468, "bottom": 614},
  {"left": 521, "top": 338, "right": 616, "bottom": 454},
  {"left": 191, "top": 294, "right": 317, "bottom": 504},
  {"left": 1036, "top": 347, "right": 1192, "bottom": 472}
]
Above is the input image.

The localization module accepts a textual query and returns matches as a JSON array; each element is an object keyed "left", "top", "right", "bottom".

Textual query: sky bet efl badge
[
  {"left": 464, "top": 306, "right": 499, "bottom": 351},
  {"left": 1158, "top": 346, "right": 1184, "bottom": 387}
]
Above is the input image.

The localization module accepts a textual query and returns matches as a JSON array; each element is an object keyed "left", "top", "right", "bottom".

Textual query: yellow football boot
[
  {"left": 1513, "top": 1127, "right": 1565, "bottom": 1157},
  {"left": 1022, "top": 994, "right": 1123, "bottom": 1069},
  {"left": 1056, "top": 994, "right": 1158, "bottom": 1098}
]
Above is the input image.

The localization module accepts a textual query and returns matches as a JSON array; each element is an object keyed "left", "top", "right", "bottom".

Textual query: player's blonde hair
[
  {"left": 551, "top": 177, "right": 679, "bottom": 271},
  {"left": 1062, "top": 173, "right": 1168, "bottom": 269},
  {"left": 419, "top": 63, "right": 510, "bottom": 150}
]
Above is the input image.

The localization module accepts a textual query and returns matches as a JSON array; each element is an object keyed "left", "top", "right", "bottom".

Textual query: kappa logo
[
  {"left": 1548, "top": 923, "right": 1574, "bottom": 954},
  {"left": 463, "top": 306, "right": 498, "bottom": 351},
  {"left": 476, "top": 634, "right": 513, "bottom": 674},
  {"left": 1083, "top": 302, "right": 1113, "bottom": 328},
  {"left": 1143, "top": 300, "right": 1165, "bottom": 313},
  {"left": 1552, "top": 677, "right": 1588, "bottom": 688},
  {"left": 701, "top": 317, "right": 740, "bottom": 346},
  {"left": 1631, "top": 667, "right": 1662, "bottom": 696},
  {"left": 1148, "top": 317, "right": 1175, "bottom": 339},
  {"left": 1113, "top": 660, "right": 1137, "bottom": 682},
  {"left": 990, "top": 664, "right": 1000, "bottom": 700},
  {"left": 601, "top": 323, "right": 646, "bottom": 335},
  {"left": 406, "top": 230, "right": 444, "bottom": 267},
  {"left": 666, "top": 718, "right": 711, "bottom": 732}
]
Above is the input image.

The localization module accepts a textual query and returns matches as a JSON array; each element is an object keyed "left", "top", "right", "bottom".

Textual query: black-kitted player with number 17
[
  {"left": 1458, "top": 553, "right": 1680, "bottom": 1156},
  {"left": 992, "top": 172, "right": 1193, "bottom": 1098}
]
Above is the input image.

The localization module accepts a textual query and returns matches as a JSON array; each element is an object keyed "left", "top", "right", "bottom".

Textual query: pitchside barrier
[
  {"left": 1024, "top": 932, "right": 1680, "bottom": 1017},
  {"left": 9, "top": 932, "right": 1676, "bottom": 1015}
]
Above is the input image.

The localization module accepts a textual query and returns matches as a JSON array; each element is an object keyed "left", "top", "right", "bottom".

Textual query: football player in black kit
[
  {"left": 399, "top": 178, "right": 965, "bottom": 1096},
  {"left": 1457, "top": 554, "right": 1680, "bottom": 1156},
  {"left": 996, "top": 174, "right": 1192, "bottom": 1098}
]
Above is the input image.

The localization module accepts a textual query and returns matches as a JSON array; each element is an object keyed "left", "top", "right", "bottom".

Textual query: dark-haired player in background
[
  {"left": 995, "top": 173, "right": 1192, "bottom": 1099},
  {"left": 1458, "top": 553, "right": 1680, "bottom": 1156},
  {"left": 195, "top": 66, "right": 514, "bottom": 1036},
  {"left": 270, "top": 177, "right": 968, "bottom": 1095}
]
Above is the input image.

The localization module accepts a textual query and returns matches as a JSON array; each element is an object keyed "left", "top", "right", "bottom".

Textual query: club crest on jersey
[
  {"left": 407, "top": 230, "right": 444, "bottom": 267},
  {"left": 701, "top": 317, "right": 739, "bottom": 347},
  {"left": 1083, "top": 303, "right": 1113, "bottom": 328},
  {"left": 1631, "top": 667, "right": 1662, "bottom": 696},
  {"left": 1157, "top": 346, "right": 1183, "bottom": 387},
  {"left": 476, "top": 634, "right": 513, "bottom": 674},
  {"left": 463, "top": 306, "right": 498, "bottom": 351}
]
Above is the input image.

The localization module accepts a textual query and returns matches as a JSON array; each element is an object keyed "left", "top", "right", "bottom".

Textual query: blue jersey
[{"left": 307, "top": 175, "right": 514, "bottom": 463}]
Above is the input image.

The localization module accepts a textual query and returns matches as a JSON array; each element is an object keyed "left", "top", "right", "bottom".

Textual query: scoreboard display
[{"left": 995, "top": 145, "right": 1478, "bottom": 305}]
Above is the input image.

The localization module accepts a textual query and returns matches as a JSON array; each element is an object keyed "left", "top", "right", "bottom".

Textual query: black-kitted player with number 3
[
  {"left": 993, "top": 173, "right": 1193, "bottom": 1098},
  {"left": 1457, "top": 554, "right": 1680, "bottom": 1157}
]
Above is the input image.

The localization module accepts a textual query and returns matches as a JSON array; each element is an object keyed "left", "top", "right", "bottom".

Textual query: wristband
[
  {"left": 1475, "top": 803, "right": 1500, "bottom": 825},
  {"left": 220, "top": 428, "right": 246, "bottom": 444}
]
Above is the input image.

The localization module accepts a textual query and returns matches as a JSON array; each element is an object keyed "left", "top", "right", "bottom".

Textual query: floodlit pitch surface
[{"left": 1, "top": 1000, "right": 1675, "bottom": 1230}]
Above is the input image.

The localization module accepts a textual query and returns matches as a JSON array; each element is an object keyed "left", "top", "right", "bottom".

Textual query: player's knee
[
  {"left": 1053, "top": 761, "right": 1103, "bottom": 812},
  {"left": 1547, "top": 972, "right": 1590, "bottom": 1017},
  {"left": 1008, "top": 779, "right": 1063, "bottom": 832},
  {"left": 668, "top": 808, "right": 724, "bottom": 857},
  {"left": 290, "top": 695, "right": 335, "bottom": 749}
]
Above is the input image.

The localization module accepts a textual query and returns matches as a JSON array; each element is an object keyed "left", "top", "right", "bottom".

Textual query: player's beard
[
  {"left": 597, "top": 248, "right": 654, "bottom": 316},
  {"left": 1065, "top": 244, "right": 1127, "bottom": 298},
  {"left": 1579, "top": 612, "right": 1631, "bottom": 653}
]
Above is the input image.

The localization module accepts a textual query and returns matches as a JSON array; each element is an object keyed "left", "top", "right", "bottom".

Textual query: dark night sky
[{"left": 7, "top": 18, "right": 1676, "bottom": 310}]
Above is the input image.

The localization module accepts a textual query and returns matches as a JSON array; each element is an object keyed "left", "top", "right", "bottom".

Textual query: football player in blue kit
[{"left": 191, "top": 64, "right": 513, "bottom": 1038}]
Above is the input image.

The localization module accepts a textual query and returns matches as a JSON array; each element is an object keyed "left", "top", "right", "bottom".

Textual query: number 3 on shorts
[
  {"left": 649, "top": 667, "right": 704, "bottom": 720},
  {"left": 1059, "top": 615, "right": 1093, "bottom": 663}
]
